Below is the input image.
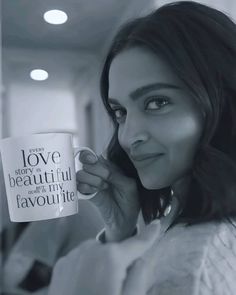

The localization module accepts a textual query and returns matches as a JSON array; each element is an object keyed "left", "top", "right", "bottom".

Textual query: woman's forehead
[{"left": 108, "top": 47, "right": 186, "bottom": 99}]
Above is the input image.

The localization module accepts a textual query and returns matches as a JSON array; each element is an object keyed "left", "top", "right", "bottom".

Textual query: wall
[
  {"left": 73, "top": 63, "right": 113, "bottom": 155},
  {"left": 5, "top": 83, "right": 77, "bottom": 137},
  {"left": 2, "top": 48, "right": 97, "bottom": 142}
]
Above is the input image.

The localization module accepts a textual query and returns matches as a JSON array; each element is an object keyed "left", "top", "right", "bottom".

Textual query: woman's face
[{"left": 108, "top": 47, "right": 204, "bottom": 189}]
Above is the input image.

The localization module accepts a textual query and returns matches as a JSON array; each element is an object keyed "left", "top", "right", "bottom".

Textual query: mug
[{"left": 0, "top": 133, "right": 97, "bottom": 222}]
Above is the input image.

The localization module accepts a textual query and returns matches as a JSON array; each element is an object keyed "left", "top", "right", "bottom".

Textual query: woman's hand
[
  {"left": 76, "top": 150, "right": 140, "bottom": 242},
  {"left": 48, "top": 221, "right": 160, "bottom": 295}
]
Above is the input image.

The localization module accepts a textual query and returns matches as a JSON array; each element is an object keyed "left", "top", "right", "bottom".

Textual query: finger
[
  {"left": 76, "top": 164, "right": 114, "bottom": 209},
  {"left": 83, "top": 154, "right": 137, "bottom": 199},
  {"left": 76, "top": 170, "right": 109, "bottom": 189},
  {"left": 117, "top": 220, "right": 161, "bottom": 265},
  {"left": 98, "top": 155, "right": 136, "bottom": 191},
  {"left": 77, "top": 183, "right": 99, "bottom": 195},
  {"left": 83, "top": 163, "right": 110, "bottom": 181},
  {"left": 76, "top": 169, "right": 109, "bottom": 197},
  {"left": 122, "top": 258, "right": 147, "bottom": 295},
  {"left": 78, "top": 152, "right": 122, "bottom": 185},
  {"left": 78, "top": 150, "right": 98, "bottom": 165}
]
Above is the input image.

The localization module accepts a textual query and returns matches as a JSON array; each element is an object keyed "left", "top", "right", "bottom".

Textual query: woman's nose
[
  {"left": 130, "top": 136, "right": 149, "bottom": 149},
  {"left": 119, "top": 114, "right": 149, "bottom": 149}
]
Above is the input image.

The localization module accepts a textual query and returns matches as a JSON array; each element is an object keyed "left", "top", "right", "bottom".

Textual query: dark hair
[{"left": 100, "top": 1, "right": 236, "bottom": 224}]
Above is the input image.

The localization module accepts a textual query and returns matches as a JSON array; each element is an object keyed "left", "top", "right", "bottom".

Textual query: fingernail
[{"left": 86, "top": 154, "right": 98, "bottom": 163}]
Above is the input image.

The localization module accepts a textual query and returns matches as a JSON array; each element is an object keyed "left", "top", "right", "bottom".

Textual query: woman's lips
[{"left": 131, "top": 153, "right": 164, "bottom": 167}]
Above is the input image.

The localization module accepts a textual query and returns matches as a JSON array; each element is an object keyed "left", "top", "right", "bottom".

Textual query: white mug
[{"left": 0, "top": 133, "right": 97, "bottom": 222}]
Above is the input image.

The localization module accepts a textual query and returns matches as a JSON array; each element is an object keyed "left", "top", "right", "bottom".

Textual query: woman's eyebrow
[{"left": 108, "top": 82, "right": 180, "bottom": 104}]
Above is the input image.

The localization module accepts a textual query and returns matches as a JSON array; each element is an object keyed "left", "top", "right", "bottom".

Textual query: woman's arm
[{"left": 48, "top": 220, "right": 160, "bottom": 295}]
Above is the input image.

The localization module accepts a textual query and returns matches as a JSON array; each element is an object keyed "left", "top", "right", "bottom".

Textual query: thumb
[{"left": 117, "top": 220, "right": 161, "bottom": 265}]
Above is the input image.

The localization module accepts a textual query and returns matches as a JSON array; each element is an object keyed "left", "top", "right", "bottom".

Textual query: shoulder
[
  {"left": 201, "top": 217, "right": 236, "bottom": 265},
  {"left": 198, "top": 218, "right": 236, "bottom": 294},
  {"left": 147, "top": 218, "right": 236, "bottom": 295},
  {"left": 208, "top": 217, "right": 236, "bottom": 249}
]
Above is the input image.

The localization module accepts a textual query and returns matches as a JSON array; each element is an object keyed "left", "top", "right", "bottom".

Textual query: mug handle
[{"left": 73, "top": 147, "right": 98, "bottom": 200}]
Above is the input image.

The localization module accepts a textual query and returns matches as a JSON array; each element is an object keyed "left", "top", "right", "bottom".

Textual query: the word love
[{"left": 21, "top": 149, "right": 61, "bottom": 167}]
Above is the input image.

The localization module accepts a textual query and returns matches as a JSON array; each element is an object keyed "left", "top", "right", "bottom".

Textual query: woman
[{"left": 48, "top": 1, "right": 236, "bottom": 294}]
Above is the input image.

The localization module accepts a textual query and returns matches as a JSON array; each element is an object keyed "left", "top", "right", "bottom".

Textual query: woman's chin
[{"left": 139, "top": 175, "right": 170, "bottom": 190}]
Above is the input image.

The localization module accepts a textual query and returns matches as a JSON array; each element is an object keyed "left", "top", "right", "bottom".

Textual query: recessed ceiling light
[
  {"left": 43, "top": 9, "right": 68, "bottom": 25},
  {"left": 30, "top": 69, "right": 49, "bottom": 81}
]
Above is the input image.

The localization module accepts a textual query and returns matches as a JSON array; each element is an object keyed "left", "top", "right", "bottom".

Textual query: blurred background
[{"left": 1, "top": 0, "right": 236, "bottom": 294}]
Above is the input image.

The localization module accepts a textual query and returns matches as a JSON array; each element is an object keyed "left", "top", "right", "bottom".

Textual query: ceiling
[
  {"left": 2, "top": 0, "right": 160, "bottom": 87},
  {"left": 3, "top": 0, "right": 235, "bottom": 86},
  {"left": 2, "top": 0, "right": 133, "bottom": 53},
  {"left": 3, "top": 0, "right": 236, "bottom": 56}
]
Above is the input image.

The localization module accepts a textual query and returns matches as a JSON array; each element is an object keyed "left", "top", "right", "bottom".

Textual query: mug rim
[{"left": 0, "top": 132, "right": 74, "bottom": 144}]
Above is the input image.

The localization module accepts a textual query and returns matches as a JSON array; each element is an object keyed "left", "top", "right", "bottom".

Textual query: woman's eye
[{"left": 145, "top": 97, "right": 170, "bottom": 110}]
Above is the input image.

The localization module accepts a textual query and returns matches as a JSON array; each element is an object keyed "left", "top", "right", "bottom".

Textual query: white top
[
  {"left": 97, "top": 218, "right": 236, "bottom": 294},
  {"left": 145, "top": 218, "right": 236, "bottom": 295}
]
